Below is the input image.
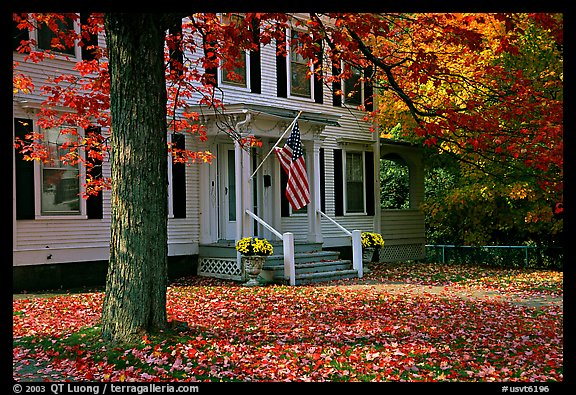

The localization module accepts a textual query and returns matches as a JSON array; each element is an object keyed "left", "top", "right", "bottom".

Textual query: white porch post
[
  {"left": 235, "top": 139, "right": 253, "bottom": 241},
  {"left": 307, "top": 139, "right": 323, "bottom": 243}
]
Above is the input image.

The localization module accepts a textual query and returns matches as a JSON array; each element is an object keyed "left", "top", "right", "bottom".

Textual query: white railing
[
  {"left": 245, "top": 210, "right": 295, "bottom": 285},
  {"left": 317, "top": 210, "right": 363, "bottom": 278}
]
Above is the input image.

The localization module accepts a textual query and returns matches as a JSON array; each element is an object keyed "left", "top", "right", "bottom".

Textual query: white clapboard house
[{"left": 12, "top": 14, "right": 425, "bottom": 290}]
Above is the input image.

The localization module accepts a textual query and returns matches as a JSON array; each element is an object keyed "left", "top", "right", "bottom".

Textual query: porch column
[
  {"left": 307, "top": 139, "right": 323, "bottom": 243},
  {"left": 235, "top": 138, "right": 253, "bottom": 240}
]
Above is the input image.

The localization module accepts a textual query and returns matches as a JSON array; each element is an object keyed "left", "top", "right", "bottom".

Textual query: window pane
[
  {"left": 42, "top": 168, "right": 80, "bottom": 214},
  {"left": 291, "top": 62, "right": 311, "bottom": 97},
  {"left": 41, "top": 128, "right": 81, "bottom": 215},
  {"left": 222, "top": 61, "right": 247, "bottom": 86},
  {"left": 346, "top": 181, "right": 364, "bottom": 212}
]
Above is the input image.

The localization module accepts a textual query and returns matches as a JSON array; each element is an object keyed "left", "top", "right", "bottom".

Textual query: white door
[{"left": 218, "top": 144, "right": 237, "bottom": 240}]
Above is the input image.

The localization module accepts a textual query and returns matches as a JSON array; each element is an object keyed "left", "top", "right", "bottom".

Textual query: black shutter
[
  {"left": 332, "top": 63, "right": 342, "bottom": 107},
  {"left": 203, "top": 35, "right": 218, "bottom": 87},
  {"left": 80, "top": 14, "right": 99, "bottom": 62},
  {"left": 172, "top": 133, "right": 186, "bottom": 218},
  {"left": 364, "top": 66, "right": 374, "bottom": 112},
  {"left": 320, "top": 148, "right": 326, "bottom": 212},
  {"left": 276, "top": 33, "right": 287, "bottom": 98},
  {"left": 168, "top": 23, "right": 183, "bottom": 77},
  {"left": 86, "top": 126, "right": 103, "bottom": 219},
  {"left": 14, "top": 118, "right": 35, "bottom": 220},
  {"left": 12, "top": 15, "right": 29, "bottom": 52},
  {"left": 364, "top": 151, "right": 375, "bottom": 216},
  {"left": 334, "top": 149, "right": 343, "bottom": 216},
  {"left": 280, "top": 167, "right": 289, "bottom": 217},
  {"left": 313, "top": 38, "right": 323, "bottom": 104},
  {"left": 249, "top": 19, "right": 261, "bottom": 94}
]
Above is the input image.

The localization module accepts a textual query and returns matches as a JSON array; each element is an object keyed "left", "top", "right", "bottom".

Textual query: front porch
[{"left": 197, "top": 240, "right": 359, "bottom": 285}]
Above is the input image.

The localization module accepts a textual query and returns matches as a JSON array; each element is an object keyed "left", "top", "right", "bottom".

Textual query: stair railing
[
  {"left": 317, "top": 209, "right": 363, "bottom": 278},
  {"left": 245, "top": 209, "right": 296, "bottom": 285}
]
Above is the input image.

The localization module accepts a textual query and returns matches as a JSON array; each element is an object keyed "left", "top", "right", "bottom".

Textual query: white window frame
[
  {"left": 30, "top": 14, "right": 82, "bottom": 61},
  {"left": 34, "top": 123, "right": 87, "bottom": 219},
  {"left": 218, "top": 13, "right": 251, "bottom": 92},
  {"left": 342, "top": 62, "right": 364, "bottom": 107},
  {"left": 343, "top": 150, "right": 366, "bottom": 215},
  {"left": 286, "top": 28, "right": 315, "bottom": 101}
]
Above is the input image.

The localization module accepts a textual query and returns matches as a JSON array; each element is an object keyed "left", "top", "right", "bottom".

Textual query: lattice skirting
[
  {"left": 378, "top": 243, "right": 425, "bottom": 262},
  {"left": 198, "top": 257, "right": 244, "bottom": 281}
]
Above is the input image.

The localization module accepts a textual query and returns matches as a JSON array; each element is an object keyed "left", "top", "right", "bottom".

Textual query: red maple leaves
[{"left": 13, "top": 264, "right": 563, "bottom": 382}]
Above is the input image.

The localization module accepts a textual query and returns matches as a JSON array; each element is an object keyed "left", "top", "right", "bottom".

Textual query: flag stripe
[{"left": 274, "top": 121, "right": 310, "bottom": 211}]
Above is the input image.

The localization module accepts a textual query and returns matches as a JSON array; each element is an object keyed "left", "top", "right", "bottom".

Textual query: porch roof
[{"left": 187, "top": 103, "right": 342, "bottom": 127}]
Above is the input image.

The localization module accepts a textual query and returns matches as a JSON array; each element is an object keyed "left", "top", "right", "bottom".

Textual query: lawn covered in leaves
[{"left": 13, "top": 263, "right": 563, "bottom": 382}]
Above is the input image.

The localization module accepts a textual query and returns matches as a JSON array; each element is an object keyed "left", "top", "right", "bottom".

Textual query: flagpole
[{"left": 250, "top": 110, "right": 303, "bottom": 179}]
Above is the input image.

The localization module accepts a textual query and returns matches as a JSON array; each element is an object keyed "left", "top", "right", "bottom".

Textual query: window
[
  {"left": 288, "top": 29, "right": 313, "bottom": 99},
  {"left": 333, "top": 63, "right": 374, "bottom": 111},
  {"left": 36, "top": 15, "right": 78, "bottom": 57},
  {"left": 220, "top": 14, "right": 249, "bottom": 89},
  {"left": 334, "top": 149, "right": 374, "bottom": 216},
  {"left": 343, "top": 66, "right": 362, "bottom": 106},
  {"left": 40, "top": 127, "right": 82, "bottom": 215},
  {"left": 345, "top": 151, "right": 365, "bottom": 213}
]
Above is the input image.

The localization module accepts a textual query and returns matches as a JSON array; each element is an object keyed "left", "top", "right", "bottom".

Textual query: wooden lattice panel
[
  {"left": 198, "top": 257, "right": 244, "bottom": 281},
  {"left": 378, "top": 243, "right": 425, "bottom": 262}
]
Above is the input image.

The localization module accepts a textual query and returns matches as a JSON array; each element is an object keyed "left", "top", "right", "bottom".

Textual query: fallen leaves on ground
[{"left": 13, "top": 263, "right": 563, "bottom": 382}]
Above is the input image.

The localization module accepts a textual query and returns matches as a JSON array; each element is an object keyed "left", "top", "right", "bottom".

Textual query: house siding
[{"left": 13, "top": 15, "right": 425, "bottom": 282}]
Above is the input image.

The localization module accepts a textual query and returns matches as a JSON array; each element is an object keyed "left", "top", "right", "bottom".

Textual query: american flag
[{"left": 274, "top": 121, "right": 310, "bottom": 211}]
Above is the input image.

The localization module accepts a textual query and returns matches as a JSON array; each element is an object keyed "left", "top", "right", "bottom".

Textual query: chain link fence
[{"left": 424, "top": 245, "right": 563, "bottom": 269}]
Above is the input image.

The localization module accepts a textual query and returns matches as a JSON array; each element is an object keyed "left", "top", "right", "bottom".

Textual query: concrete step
[
  {"left": 264, "top": 250, "right": 340, "bottom": 265},
  {"left": 263, "top": 259, "right": 353, "bottom": 276},
  {"left": 295, "top": 269, "right": 359, "bottom": 285}
]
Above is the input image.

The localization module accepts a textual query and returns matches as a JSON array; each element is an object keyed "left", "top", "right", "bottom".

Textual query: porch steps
[
  {"left": 198, "top": 241, "right": 359, "bottom": 285},
  {"left": 262, "top": 259, "right": 358, "bottom": 285}
]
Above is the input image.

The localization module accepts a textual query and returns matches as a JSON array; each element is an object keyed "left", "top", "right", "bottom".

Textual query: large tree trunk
[{"left": 101, "top": 14, "right": 170, "bottom": 343}]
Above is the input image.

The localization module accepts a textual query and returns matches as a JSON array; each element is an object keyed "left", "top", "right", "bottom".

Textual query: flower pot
[
  {"left": 362, "top": 247, "right": 375, "bottom": 263},
  {"left": 242, "top": 255, "right": 267, "bottom": 286}
]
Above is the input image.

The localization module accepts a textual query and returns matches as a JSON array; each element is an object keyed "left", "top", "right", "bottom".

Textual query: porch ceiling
[{"left": 187, "top": 103, "right": 342, "bottom": 127}]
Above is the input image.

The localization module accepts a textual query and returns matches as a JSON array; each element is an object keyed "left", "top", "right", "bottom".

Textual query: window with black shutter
[
  {"left": 12, "top": 16, "right": 29, "bottom": 52},
  {"left": 333, "top": 149, "right": 343, "bottom": 216},
  {"left": 171, "top": 133, "right": 187, "bottom": 218},
  {"left": 334, "top": 148, "right": 374, "bottom": 216},
  {"left": 249, "top": 18, "right": 261, "bottom": 94},
  {"left": 276, "top": 33, "right": 287, "bottom": 98},
  {"left": 80, "top": 14, "right": 99, "bottom": 62},
  {"left": 14, "top": 118, "right": 35, "bottom": 220},
  {"left": 168, "top": 23, "right": 183, "bottom": 77},
  {"left": 86, "top": 126, "right": 103, "bottom": 219},
  {"left": 313, "top": 37, "right": 323, "bottom": 104},
  {"left": 332, "top": 63, "right": 342, "bottom": 107}
]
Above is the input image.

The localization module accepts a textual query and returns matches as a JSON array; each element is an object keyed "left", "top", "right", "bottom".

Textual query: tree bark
[{"left": 101, "top": 14, "right": 170, "bottom": 343}]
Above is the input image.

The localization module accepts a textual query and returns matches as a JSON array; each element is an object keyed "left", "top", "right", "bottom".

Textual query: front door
[{"left": 218, "top": 144, "right": 237, "bottom": 240}]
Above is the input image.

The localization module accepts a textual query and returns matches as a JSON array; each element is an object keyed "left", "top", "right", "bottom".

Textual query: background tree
[
  {"left": 304, "top": 13, "right": 562, "bottom": 205},
  {"left": 303, "top": 13, "right": 562, "bottom": 247}
]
